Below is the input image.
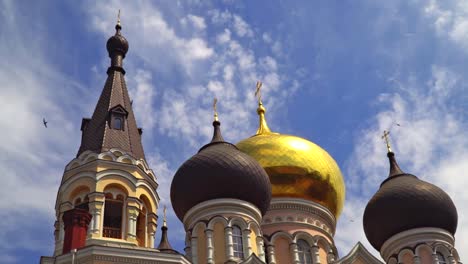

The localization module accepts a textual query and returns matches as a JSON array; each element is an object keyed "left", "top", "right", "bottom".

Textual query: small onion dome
[
  {"left": 236, "top": 102, "right": 345, "bottom": 218},
  {"left": 170, "top": 120, "right": 272, "bottom": 221},
  {"left": 106, "top": 23, "right": 129, "bottom": 57},
  {"left": 363, "top": 152, "right": 458, "bottom": 251}
]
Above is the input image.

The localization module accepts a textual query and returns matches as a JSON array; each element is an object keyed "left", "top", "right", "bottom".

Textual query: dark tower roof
[
  {"left": 170, "top": 120, "right": 272, "bottom": 221},
  {"left": 77, "top": 21, "right": 145, "bottom": 160},
  {"left": 157, "top": 210, "right": 177, "bottom": 254},
  {"left": 363, "top": 152, "right": 458, "bottom": 251}
]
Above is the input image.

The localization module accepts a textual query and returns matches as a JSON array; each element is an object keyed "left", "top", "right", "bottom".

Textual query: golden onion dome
[{"left": 236, "top": 101, "right": 345, "bottom": 218}]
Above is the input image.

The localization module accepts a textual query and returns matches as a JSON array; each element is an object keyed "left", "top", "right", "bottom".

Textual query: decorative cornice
[
  {"left": 380, "top": 227, "right": 455, "bottom": 261},
  {"left": 335, "top": 242, "right": 383, "bottom": 264},
  {"left": 183, "top": 198, "right": 262, "bottom": 231},
  {"left": 263, "top": 198, "right": 336, "bottom": 236},
  {"left": 66, "top": 148, "right": 156, "bottom": 179}
]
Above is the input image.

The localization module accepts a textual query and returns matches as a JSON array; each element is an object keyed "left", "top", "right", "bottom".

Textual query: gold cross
[
  {"left": 213, "top": 97, "right": 219, "bottom": 121},
  {"left": 255, "top": 81, "right": 262, "bottom": 103},
  {"left": 381, "top": 130, "right": 392, "bottom": 153},
  {"left": 117, "top": 9, "right": 121, "bottom": 26}
]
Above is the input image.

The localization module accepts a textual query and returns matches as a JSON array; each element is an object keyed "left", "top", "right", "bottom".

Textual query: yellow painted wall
[
  {"left": 318, "top": 246, "right": 327, "bottom": 264},
  {"left": 197, "top": 227, "right": 207, "bottom": 264},
  {"left": 213, "top": 222, "right": 226, "bottom": 264},
  {"left": 250, "top": 229, "right": 258, "bottom": 256},
  {"left": 274, "top": 237, "right": 291, "bottom": 264}
]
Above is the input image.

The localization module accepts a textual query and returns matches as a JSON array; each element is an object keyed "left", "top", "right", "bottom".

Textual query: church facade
[{"left": 40, "top": 19, "right": 462, "bottom": 264}]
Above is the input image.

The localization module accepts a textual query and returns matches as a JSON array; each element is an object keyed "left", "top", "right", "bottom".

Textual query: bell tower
[{"left": 51, "top": 17, "right": 159, "bottom": 256}]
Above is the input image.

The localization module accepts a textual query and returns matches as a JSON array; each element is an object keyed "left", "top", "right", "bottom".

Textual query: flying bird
[{"left": 43, "top": 118, "right": 48, "bottom": 128}]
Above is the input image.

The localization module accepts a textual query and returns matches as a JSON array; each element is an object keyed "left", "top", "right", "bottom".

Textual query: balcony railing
[{"left": 103, "top": 227, "right": 121, "bottom": 239}]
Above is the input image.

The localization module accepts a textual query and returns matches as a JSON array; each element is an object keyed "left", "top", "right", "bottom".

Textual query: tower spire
[
  {"left": 254, "top": 81, "right": 272, "bottom": 135},
  {"left": 77, "top": 21, "right": 144, "bottom": 160},
  {"left": 381, "top": 130, "right": 404, "bottom": 178},
  {"left": 157, "top": 206, "right": 176, "bottom": 253}
]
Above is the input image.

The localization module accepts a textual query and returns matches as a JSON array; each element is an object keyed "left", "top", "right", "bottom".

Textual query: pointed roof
[
  {"left": 77, "top": 20, "right": 145, "bottom": 160},
  {"left": 335, "top": 242, "right": 383, "bottom": 264},
  {"left": 157, "top": 208, "right": 177, "bottom": 253}
]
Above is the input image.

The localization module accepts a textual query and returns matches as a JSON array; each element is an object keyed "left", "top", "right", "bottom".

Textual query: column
[
  {"left": 267, "top": 244, "right": 276, "bottom": 264},
  {"left": 127, "top": 207, "right": 138, "bottom": 241},
  {"left": 147, "top": 213, "right": 157, "bottom": 248},
  {"left": 257, "top": 236, "right": 266, "bottom": 262},
  {"left": 243, "top": 228, "right": 253, "bottom": 257},
  {"left": 191, "top": 237, "right": 199, "bottom": 264},
  {"left": 327, "top": 248, "right": 336, "bottom": 263},
  {"left": 432, "top": 252, "right": 440, "bottom": 264},
  {"left": 448, "top": 254, "right": 457, "bottom": 264},
  {"left": 225, "top": 226, "right": 235, "bottom": 261},
  {"left": 205, "top": 229, "right": 214, "bottom": 264},
  {"left": 290, "top": 243, "right": 300, "bottom": 264},
  {"left": 312, "top": 244, "right": 320, "bottom": 264},
  {"left": 88, "top": 201, "right": 103, "bottom": 235},
  {"left": 413, "top": 254, "right": 421, "bottom": 264}
]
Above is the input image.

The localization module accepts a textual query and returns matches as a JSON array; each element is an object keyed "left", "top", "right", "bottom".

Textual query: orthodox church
[{"left": 40, "top": 18, "right": 462, "bottom": 264}]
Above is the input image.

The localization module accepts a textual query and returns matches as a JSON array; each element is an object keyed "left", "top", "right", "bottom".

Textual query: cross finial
[
  {"left": 213, "top": 97, "right": 219, "bottom": 122},
  {"left": 255, "top": 81, "right": 262, "bottom": 104},
  {"left": 382, "top": 130, "right": 392, "bottom": 153},
  {"left": 117, "top": 9, "right": 121, "bottom": 26},
  {"left": 163, "top": 205, "right": 167, "bottom": 227}
]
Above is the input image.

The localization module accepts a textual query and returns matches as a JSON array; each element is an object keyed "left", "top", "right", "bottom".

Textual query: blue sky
[{"left": 1, "top": 0, "right": 467, "bottom": 263}]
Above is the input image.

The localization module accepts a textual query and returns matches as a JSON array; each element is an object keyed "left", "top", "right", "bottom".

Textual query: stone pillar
[
  {"left": 205, "top": 229, "right": 214, "bottom": 264},
  {"left": 191, "top": 237, "right": 199, "bottom": 264},
  {"left": 267, "top": 244, "right": 276, "bottom": 264},
  {"left": 147, "top": 213, "right": 157, "bottom": 248},
  {"left": 448, "top": 254, "right": 457, "bottom": 264},
  {"left": 413, "top": 255, "right": 421, "bottom": 264},
  {"left": 327, "top": 248, "right": 336, "bottom": 263},
  {"left": 257, "top": 236, "right": 266, "bottom": 262},
  {"left": 243, "top": 228, "right": 253, "bottom": 257},
  {"left": 312, "top": 244, "right": 321, "bottom": 264},
  {"left": 127, "top": 206, "right": 138, "bottom": 241},
  {"left": 225, "top": 226, "right": 235, "bottom": 262},
  {"left": 185, "top": 231, "right": 192, "bottom": 261},
  {"left": 290, "top": 243, "right": 300, "bottom": 264},
  {"left": 62, "top": 208, "right": 92, "bottom": 254},
  {"left": 88, "top": 201, "right": 103, "bottom": 235}
]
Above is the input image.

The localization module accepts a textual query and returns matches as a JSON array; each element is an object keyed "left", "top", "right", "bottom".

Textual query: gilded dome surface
[{"left": 236, "top": 103, "right": 345, "bottom": 218}]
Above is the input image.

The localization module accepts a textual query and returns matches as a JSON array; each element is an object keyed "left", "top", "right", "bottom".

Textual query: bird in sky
[{"left": 43, "top": 118, "right": 48, "bottom": 128}]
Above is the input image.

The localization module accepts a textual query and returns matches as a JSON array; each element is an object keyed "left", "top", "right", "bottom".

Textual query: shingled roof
[{"left": 77, "top": 23, "right": 145, "bottom": 160}]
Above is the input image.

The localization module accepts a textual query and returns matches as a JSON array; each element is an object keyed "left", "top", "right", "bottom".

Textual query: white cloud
[
  {"left": 337, "top": 65, "right": 468, "bottom": 260},
  {"left": 233, "top": 15, "right": 254, "bottom": 38},
  {"left": 181, "top": 14, "right": 207, "bottom": 30}
]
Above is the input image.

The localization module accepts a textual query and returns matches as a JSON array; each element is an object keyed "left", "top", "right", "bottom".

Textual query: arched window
[
  {"left": 437, "top": 252, "right": 447, "bottom": 264},
  {"left": 103, "top": 192, "right": 124, "bottom": 239},
  {"left": 297, "top": 239, "right": 312, "bottom": 264},
  {"left": 232, "top": 225, "right": 244, "bottom": 259}
]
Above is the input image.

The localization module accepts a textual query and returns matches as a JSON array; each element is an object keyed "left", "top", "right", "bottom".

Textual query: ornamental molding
[
  {"left": 381, "top": 227, "right": 455, "bottom": 261},
  {"left": 66, "top": 148, "right": 156, "bottom": 180},
  {"left": 50, "top": 244, "right": 191, "bottom": 264},
  {"left": 184, "top": 198, "right": 262, "bottom": 231},
  {"left": 263, "top": 198, "right": 336, "bottom": 235}
]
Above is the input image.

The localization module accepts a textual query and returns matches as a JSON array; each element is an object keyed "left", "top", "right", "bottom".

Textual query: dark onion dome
[
  {"left": 106, "top": 23, "right": 129, "bottom": 57},
  {"left": 170, "top": 120, "right": 272, "bottom": 221},
  {"left": 363, "top": 152, "right": 458, "bottom": 251}
]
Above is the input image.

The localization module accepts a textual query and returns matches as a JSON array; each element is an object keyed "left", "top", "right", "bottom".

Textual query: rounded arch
[
  {"left": 247, "top": 221, "right": 261, "bottom": 237},
  {"left": 314, "top": 235, "right": 333, "bottom": 253},
  {"left": 135, "top": 184, "right": 158, "bottom": 212},
  {"left": 228, "top": 216, "right": 248, "bottom": 230},
  {"left": 103, "top": 183, "right": 129, "bottom": 197},
  {"left": 68, "top": 185, "right": 90, "bottom": 203},
  {"left": 139, "top": 194, "right": 153, "bottom": 213},
  {"left": 207, "top": 216, "right": 228, "bottom": 230},
  {"left": 398, "top": 248, "right": 415, "bottom": 264},
  {"left": 97, "top": 174, "right": 135, "bottom": 196},
  {"left": 270, "top": 231, "right": 293, "bottom": 244},
  {"left": 192, "top": 221, "right": 207, "bottom": 237},
  {"left": 433, "top": 243, "right": 452, "bottom": 258},
  {"left": 292, "top": 231, "right": 315, "bottom": 246}
]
